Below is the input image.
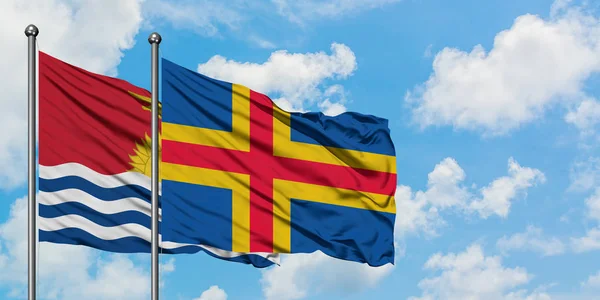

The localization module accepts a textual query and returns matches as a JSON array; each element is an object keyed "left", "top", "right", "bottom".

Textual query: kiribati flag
[
  {"left": 161, "top": 59, "right": 397, "bottom": 266},
  {"left": 38, "top": 52, "right": 277, "bottom": 267}
]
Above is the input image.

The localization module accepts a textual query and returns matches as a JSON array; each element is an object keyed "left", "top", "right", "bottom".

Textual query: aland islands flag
[{"left": 39, "top": 51, "right": 397, "bottom": 268}]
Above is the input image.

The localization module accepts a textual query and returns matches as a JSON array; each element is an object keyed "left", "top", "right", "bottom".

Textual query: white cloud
[
  {"left": 504, "top": 289, "right": 553, "bottom": 300},
  {"left": 0, "top": 196, "right": 159, "bottom": 299},
  {"left": 143, "top": 0, "right": 244, "bottom": 37},
  {"left": 422, "top": 157, "right": 471, "bottom": 209},
  {"left": 318, "top": 99, "right": 347, "bottom": 116},
  {"left": 406, "top": 2, "right": 600, "bottom": 136},
  {"left": 569, "top": 157, "right": 600, "bottom": 192},
  {"left": 409, "top": 244, "right": 549, "bottom": 300},
  {"left": 395, "top": 157, "right": 545, "bottom": 237},
  {"left": 394, "top": 185, "right": 445, "bottom": 238},
  {"left": 144, "top": 0, "right": 399, "bottom": 46},
  {"left": 571, "top": 188, "right": 600, "bottom": 253},
  {"left": 585, "top": 188, "right": 600, "bottom": 222},
  {"left": 317, "top": 85, "right": 348, "bottom": 116},
  {"left": 248, "top": 35, "right": 277, "bottom": 49},
  {"left": 0, "top": 0, "right": 145, "bottom": 189},
  {"left": 581, "top": 270, "right": 600, "bottom": 289},
  {"left": 394, "top": 157, "right": 469, "bottom": 238},
  {"left": 550, "top": 0, "right": 574, "bottom": 17},
  {"left": 160, "top": 257, "right": 176, "bottom": 273},
  {"left": 159, "top": 257, "right": 176, "bottom": 288},
  {"left": 197, "top": 43, "right": 357, "bottom": 113},
  {"left": 469, "top": 158, "right": 546, "bottom": 218},
  {"left": 260, "top": 251, "right": 394, "bottom": 300},
  {"left": 70, "top": 255, "right": 150, "bottom": 300},
  {"left": 194, "top": 285, "right": 228, "bottom": 300},
  {"left": 272, "top": 0, "right": 401, "bottom": 25},
  {"left": 565, "top": 98, "right": 600, "bottom": 137},
  {"left": 424, "top": 44, "right": 434, "bottom": 58},
  {"left": 571, "top": 228, "right": 600, "bottom": 253},
  {"left": 496, "top": 225, "right": 566, "bottom": 257}
]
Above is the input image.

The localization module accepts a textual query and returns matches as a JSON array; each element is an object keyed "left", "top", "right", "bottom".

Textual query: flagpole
[
  {"left": 25, "top": 24, "right": 39, "bottom": 300},
  {"left": 148, "top": 32, "right": 162, "bottom": 300}
]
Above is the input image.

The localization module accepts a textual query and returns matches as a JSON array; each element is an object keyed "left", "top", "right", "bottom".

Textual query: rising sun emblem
[
  {"left": 127, "top": 91, "right": 162, "bottom": 178},
  {"left": 129, "top": 133, "right": 161, "bottom": 177}
]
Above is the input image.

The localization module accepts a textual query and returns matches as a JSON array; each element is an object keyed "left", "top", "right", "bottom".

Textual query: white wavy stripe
[
  {"left": 39, "top": 190, "right": 162, "bottom": 221},
  {"left": 39, "top": 215, "right": 280, "bottom": 264},
  {"left": 160, "top": 241, "right": 280, "bottom": 264},
  {"left": 40, "top": 163, "right": 162, "bottom": 193}
]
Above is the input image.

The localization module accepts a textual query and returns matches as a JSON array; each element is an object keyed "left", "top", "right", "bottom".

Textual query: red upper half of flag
[{"left": 39, "top": 51, "right": 155, "bottom": 175}]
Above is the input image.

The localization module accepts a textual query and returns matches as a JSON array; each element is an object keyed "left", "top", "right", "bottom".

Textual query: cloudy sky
[{"left": 1, "top": 0, "right": 600, "bottom": 299}]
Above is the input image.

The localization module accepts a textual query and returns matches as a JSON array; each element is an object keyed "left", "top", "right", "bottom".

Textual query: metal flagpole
[
  {"left": 148, "top": 32, "right": 162, "bottom": 300},
  {"left": 25, "top": 24, "right": 39, "bottom": 300}
]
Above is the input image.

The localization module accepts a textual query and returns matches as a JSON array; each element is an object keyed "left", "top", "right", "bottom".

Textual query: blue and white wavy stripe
[{"left": 38, "top": 163, "right": 278, "bottom": 267}]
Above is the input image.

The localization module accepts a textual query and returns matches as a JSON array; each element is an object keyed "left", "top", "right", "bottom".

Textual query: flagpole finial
[
  {"left": 148, "top": 32, "right": 161, "bottom": 44},
  {"left": 24, "top": 24, "right": 39, "bottom": 37}
]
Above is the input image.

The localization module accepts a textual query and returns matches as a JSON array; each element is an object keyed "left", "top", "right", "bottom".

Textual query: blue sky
[{"left": 2, "top": 0, "right": 600, "bottom": 299}]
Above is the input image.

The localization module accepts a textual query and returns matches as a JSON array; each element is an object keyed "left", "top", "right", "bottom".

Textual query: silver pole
[
  {"left": 25, "top": 24, "right": 39, "bottom": 300},
  {"left": 148, "top": 32, "right": 161, "bottom": 300}
]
